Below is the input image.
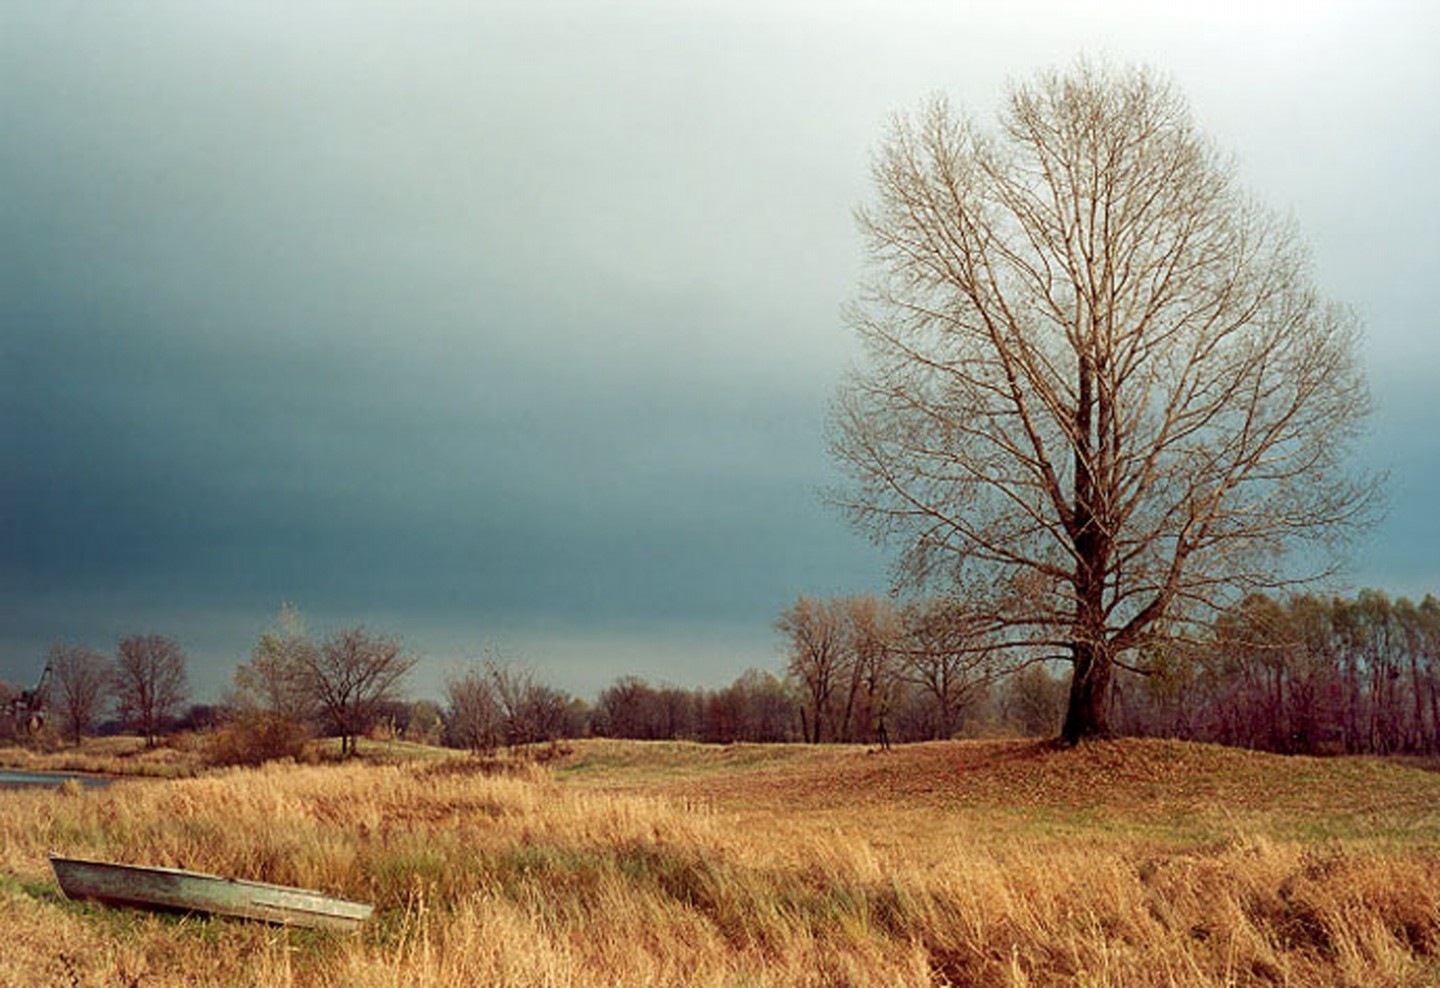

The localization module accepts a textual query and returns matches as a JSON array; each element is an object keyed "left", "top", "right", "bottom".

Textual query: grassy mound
[{"left": 562, "top": 737, "right": 1440, "bottom": 847}]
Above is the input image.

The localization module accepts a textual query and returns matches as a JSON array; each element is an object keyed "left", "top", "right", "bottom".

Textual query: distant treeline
[
  {"left": 770, "top": 589, "right": 1440, "bottom": 757},
  {"left": 1112, "top": 590, "right": 1440, "bottom": 756},
  {"left": 427, "top": 661, "right": 1063, "bottom": 752},
  {"left": 5, "top": 590, "right": 1438, "bottom": 759}
]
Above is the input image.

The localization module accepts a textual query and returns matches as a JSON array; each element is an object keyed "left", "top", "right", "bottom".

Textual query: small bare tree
[
  {"left": 486, "top": 661, "right": 568, "bottom": 747},
  {"left": 897, "top": 597, "right": 997, "bottom": 739},
  {"left": 844, "top": 595, "right": 902, "bottom": 746},
  {"left": 832, "top": 60, "right": 1377, "bottom": 743},
  {"left": 48, "top": 643, "right": 112, "bottom": 745},
  {"left": 444, "top": 665, "right": 504, "bottom": 753},
  {"left": 777, "top": 594, "right": 848, "bottom": 743},
  {"left": 302, "top": 626, "right": 416, "bottom": 756},
  {"left": 445, "top": 658, "right": 569, "bottom": 751},
  {"left": 220, "top": 605, "right": 319, "bottom": 763},
  {"left": 232, "top": 604, "right": 318, "bottom": 725},
  {"left": 114, "top": 634, "right": 189, "bottom": 748}
]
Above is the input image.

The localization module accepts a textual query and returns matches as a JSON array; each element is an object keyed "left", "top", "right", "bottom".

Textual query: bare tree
[
  {"left": 485, "top": 661, "right": 569, "bottom": 747},
  {"left": 114, "top": 634, "right": 189, "bottom": 748},
  {"left": 48, "top": 643, "right": 112, "bottom": 744},
  {"left": 724, "top": 669, "right": 800, "bottom": 742},
  {"left": 844, "top": 595, "right": 902, "bottom": 745},
  {"left": 216, "top": 606, "right": 320, "bottom": 763},
  {"left": 232, "top": 604, "right": 319, "bottom": 725},
  {"left": 831, "top": 60, "right": 1376, "bottom": 744},
  {"left": 405, "top": 700, "right": 445, "bottom": 745},
  {"left": 897, "top": 597, "right": 997, "bottom": 739},
  {"left": 443, "top": 666, "right": 504, "bottom": 753},
  {"left": 777, "top": 594, "right": 847, "bottom": 742},
  {"left": 303, "top": 627, "right": 416, "bottom": 756}
]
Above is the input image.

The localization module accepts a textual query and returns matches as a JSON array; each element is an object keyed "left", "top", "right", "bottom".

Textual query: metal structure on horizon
[{"left": 2, "top": 659, "right": 52, "bottom": 737}]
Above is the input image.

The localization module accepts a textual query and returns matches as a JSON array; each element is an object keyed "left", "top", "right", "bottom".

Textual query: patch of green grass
[
  {"left": 554, "top": 739, "right": 823, "bottom": 784},
  {"left": 367, "top": 846, "right": 459, "bottom": 903},
  {"left": 310, "top": 737, "right": 456, "bottom": 764},
  {"left": 0, "top": 870, "right": 58, "bottom": 903}
]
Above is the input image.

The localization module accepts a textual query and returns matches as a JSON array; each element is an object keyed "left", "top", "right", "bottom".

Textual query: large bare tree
[
  {"left": 303, "top": 626, "right": 416, "bottom": 756},
  {"left": 831, "top": 61, "right": 1376, "bottom": 743},
  {"left": 48, "top": 643, "right": 112, "bottom": 744},
  {"left": 114, "top": 634, "right": 189, "bottom": 747}
]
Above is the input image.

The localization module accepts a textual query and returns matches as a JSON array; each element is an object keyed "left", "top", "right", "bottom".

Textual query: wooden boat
[{"left": 49, "top": 854, "right": 373, "bottom": 930}]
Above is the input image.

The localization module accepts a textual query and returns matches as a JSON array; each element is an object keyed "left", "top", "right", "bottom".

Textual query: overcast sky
[{"left": 2, "top": 1, "right": 1437, "bottom": 701}]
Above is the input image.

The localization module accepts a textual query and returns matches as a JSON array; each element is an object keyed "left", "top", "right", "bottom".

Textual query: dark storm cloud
[
  {"left": 3, "top": 1, "right": 1438, "bottom": 695},
  {"left": 1, "top": 3, "right": 871, "bottom": 610}
]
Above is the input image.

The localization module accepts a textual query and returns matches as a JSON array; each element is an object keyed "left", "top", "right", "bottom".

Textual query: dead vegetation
[{"left": 1, "top": 738, "right": 1438, "bottom": 985}]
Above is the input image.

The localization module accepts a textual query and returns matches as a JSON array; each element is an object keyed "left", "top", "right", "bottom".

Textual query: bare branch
[{"left": 831, "top": 59, "right": 1377, "bottom": 743}]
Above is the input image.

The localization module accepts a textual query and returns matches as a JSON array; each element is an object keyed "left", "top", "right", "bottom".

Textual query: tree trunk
[
  {"left": 1061, "top": 640, "right": 1113, "bottom": 744},
  {"left": 1061, "top": 347, "right": 1114, "bottom": 746}
]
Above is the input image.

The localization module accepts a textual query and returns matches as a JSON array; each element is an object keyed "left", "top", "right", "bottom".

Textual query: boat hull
[{"left": 50, "top": 854, "right": 372, "bottom": 930}]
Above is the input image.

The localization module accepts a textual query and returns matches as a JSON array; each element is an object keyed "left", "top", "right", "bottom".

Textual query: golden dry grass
[
  {"left": 2, "top": 738, "right": 1439, "bottom": 985},
  {"left": 0, "top": 733, "right": 449, "bottom": 780},
  {"left": 0, "top": 734, "right": 205, "bottom": 779}
]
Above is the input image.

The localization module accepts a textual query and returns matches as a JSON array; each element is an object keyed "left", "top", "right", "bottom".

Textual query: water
[{"left": 0, "top": 769, "right": 110, "bottom": 788}]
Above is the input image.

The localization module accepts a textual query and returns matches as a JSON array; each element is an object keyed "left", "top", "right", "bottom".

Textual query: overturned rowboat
[{"left": 49, "top": 854, "right": 373, "bottom": 930}]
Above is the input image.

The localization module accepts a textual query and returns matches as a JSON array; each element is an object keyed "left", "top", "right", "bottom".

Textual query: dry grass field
[{"left": 2, "top": 737, "right": 1439, "bottom": 986}]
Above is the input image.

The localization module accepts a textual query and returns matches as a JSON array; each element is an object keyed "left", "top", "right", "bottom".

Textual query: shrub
[{"left": 205, "top": 712, "right": 311, "bottom": 766}]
